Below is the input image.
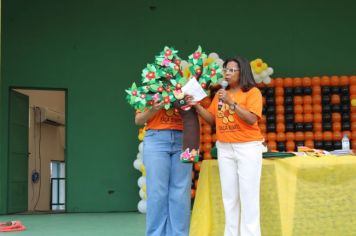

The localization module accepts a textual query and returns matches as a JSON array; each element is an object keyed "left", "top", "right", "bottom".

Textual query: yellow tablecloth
[{"left": 189, "top": 156, "right": 356, "bottom": 236}]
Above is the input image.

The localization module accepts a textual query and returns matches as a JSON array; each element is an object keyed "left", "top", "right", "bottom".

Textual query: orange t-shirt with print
[
  {"left": 137, "top": 109, "right": 183, "bottom": 130},
  {"left": 207, "top": 87, "right": 263, "bottom": 143}
]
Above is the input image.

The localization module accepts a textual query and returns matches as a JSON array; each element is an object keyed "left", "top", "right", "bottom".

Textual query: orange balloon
[
  {"left": 314, "top": 123, "right": 323, "bottom": 132},
  {"left": 352, "top": 142, "right": 356, "bottom": 151},
  {"left": 295, "top": 114, "right": 304, "bottom": 123},
  {"left": 303, "top": 95, "right": 312, "bottom": 105},
  {"left": 276, "top": 105, "right": 284, "bottom": 114},
  {"left": 267, "top": 141, "right": 277, "bottom": 151},
  {"left": 276, "top": 123, "right": 285, "bottom": 133},
  {"left": 286, "top": 132, "right": 295, "bottom": 141},
  {"left": 203, "top": 134, "right": 212, "bottom": 143},
  {"left": 266, "top": 78, "right": 275, "bottom": 87},
  {"left": 312, "top": 95, "right": 322, "bottom": 104},
  {"left": 303, "top": 113, "right": 313, "bottom": 123},
  {"left": 203, "top": 152, "right": 212, "bottom": 160},
  {"left": 332, "top": 122, "right": 341, "bottom": 132},
  {"left": 276, "top": 114, "right": 285, "bottom": 123},
  {"left": 283, "top": 77, "right": 293, "bottom": 87},
  {"left": 286, "top": 141, "right": 295, "bottom": 151},
  {"left": 339, "top": 76, "right": 349, "bottom": 86},
  {"left": 351, "top": 122, "right": 356, "bottom": 131},
  {"left": 312, "top": 86, "right": 321, "bottom": 95},
  {"left": 313, "top": 114, "right": 322, "bottom": 123},
  {"left": 303, "top": 104, "right": 313, "bottom": 114},
  {"left": 276, "top": 132, "right": 286, "bottom": 142},
  {"left": 330, "top": 76, "right": 340, "bottom": 86},
  {"left": 343, "top": 131, "right": 352, "bottom": 140},
  {"left": 333, "top": 131, "right": 342, "bottom": 141},
  {"left": 267, "top": 132, "right": 277, "bottom": 141},
  {"left": 295, "top": 132, "right": 304, "bottom": 141},
  {"left": 259, "top": 124, "right": 266, "bottom": 133},
  {"left": 320, "top": 76, "right": 330, "bottom": 86},
  {"left": 260, "top": 115, "right": 266, "bottom": 124},
  {"left": 294, "top": 96, "right": 303, "bottom": 105},
  {"left": 212, "top": 133, "right": 217, "bottom": 142},
  {"left": 275, "top": 87, "right": 284, "bottom": 97},
  {"left": 274, "top": 78, "right": 284, "bottom": 87},
  {"left": 350, "top": 85, "right": 356, "bottom": 95},
  {"left": 202, "top": 143, "right": 212, "bottom": 152},
  {"left": 311, "top": 77, "right": 321, "bottom": 86},
  {"left": 304, "top": 131, "right": 314, "bottom": 140},
  {"left": 203, "top": 125, "right": 212, "bottom": 134},
  {"left": 275, "top": 96, "right": 284, "bottom": 106},
  {"left": 351, "top": 113, "right": 356, "bottom": 122},
  {"left": 332, "top": 113, "right": 341, "bottom": 122},
  {"left": 194, "top": 161, "right": 202, "bottom": 172},
  {"left": 304, "top": 140, "right": 314, "bottom": 148},
  {"left": 314, "top": 131, "right": 323, "bottom": 140},
  {"left": 294, "top": 105, "right": 303, "bottom": 114},
  {"left": 323, "top": 131, "right": 333, "bottom": 141},
  {"left": 313, "top": 104, "right": 322, "bottom": 113},
  {"left": 302, "top": 77, "right": 312, "bottom": 87},
  {"left": 293, "top": 77, "right": 302, "bottom": 87}
]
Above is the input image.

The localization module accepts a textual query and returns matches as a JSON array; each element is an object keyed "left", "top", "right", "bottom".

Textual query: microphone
[{"left": 218, "top": 80, "right": 228, "bottom": 111}]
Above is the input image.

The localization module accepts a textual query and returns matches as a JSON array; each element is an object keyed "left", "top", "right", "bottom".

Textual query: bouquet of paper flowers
[{"left": 126, "top": 46, "right": 223, "bottom": 163}]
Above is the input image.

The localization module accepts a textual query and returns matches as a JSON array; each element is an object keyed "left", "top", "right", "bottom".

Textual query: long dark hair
[{"left": 223, "top": 57, "right": 256, "bottom": 92}]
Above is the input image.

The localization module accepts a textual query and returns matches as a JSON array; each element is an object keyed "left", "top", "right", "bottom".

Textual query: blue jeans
[{"left": 143, "top": 130, "right": 192, "bottom": 236}]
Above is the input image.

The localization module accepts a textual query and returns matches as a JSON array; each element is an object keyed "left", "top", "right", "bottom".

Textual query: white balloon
[
  {"left": 139, "top": 188, "right": 147, "bottom": 200},
  {"left": 260, "top": 70, "right": 268, "bottom": 79},
  {"left": 180, "top": 60, "right": 189, "bottom": 70},
  {"left": 138, "top": 176, "right": 146, "bottom": 188},
  {"left": 133, "top": 159, "right": 143, "bottom": 170},
  {"left": 136, "top": 152, "right": 143, "bottom": 160},
  {"left": 137, "top": 200, "right": 147, "bottom": 213},
  {"left": 215, "top": 59, "right": 224, "bottom": 67},
  {"left": 263, "top": 76, "right": 272, "bottom": 84},
  {"left": 266, "top": 67, "right": 274, "bottom": 75},
  {"left": 138, "top": 142, "right": 143, "bottom": 153},
  {"left": 208, "top": 52, "right": 219, "bottom": 60}
]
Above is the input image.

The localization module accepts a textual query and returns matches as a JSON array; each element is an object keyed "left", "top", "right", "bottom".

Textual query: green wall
[{"left": 1, "top": 0, "right": 356, "bottom": 213}]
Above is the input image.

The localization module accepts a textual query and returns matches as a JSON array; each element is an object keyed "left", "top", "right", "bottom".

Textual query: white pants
[{"left": 216, "top": 141, "right": 263, "bottom": 236}]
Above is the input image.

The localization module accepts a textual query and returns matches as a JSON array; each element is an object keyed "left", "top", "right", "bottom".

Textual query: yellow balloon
[
  {"left": 261, "top": 63, "right": 268, "bottom": 70},
  {"left": 351, "top": 99, "right": 356, "bottom": 106},
  {"left": 142, "top": 184, "right": 146, "bottom": 193}
]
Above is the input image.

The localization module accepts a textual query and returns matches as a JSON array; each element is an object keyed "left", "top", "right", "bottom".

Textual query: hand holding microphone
[{"left": 218, "top": 80, "right": 229, "bottom": 111}]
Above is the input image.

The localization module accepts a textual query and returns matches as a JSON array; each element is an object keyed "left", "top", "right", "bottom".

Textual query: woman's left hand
[{"left": 217, "top": 89, "right": 234, "bottom": 105}]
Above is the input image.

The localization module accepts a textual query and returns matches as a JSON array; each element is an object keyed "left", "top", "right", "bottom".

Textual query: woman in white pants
[{"left": 188, "top": 56, "right": 264, "bottom": 236}]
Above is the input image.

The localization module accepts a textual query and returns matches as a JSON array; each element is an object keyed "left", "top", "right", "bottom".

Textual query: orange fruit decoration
[
  {"left": 286, "top": 141, "right": 295, "bottom": 151},
  {"left": 320, "top": 76, "right": 330, "bottom": 86},
  {"left": 313, "top": 123, "right": 322, "bottom": 132},
  {"left": 311, "top": 76, "right": 321, "bottom": 86},
  {"left": 302, "top": 77, "right": 312, "bottom": 87},
  {"left": 323, "top": 131, "right": 333, "bottom": 141},
  {"left": 276, "top": 132, "right": 286, "bottom": 142},
  {"left": 330, "top": 76, "right": 340, "bottom": 86},
  {"left": 283, "top": 77, "right": 293, "bottom": 87},
  {"left": 293, "top": 77, "right": 302, "bottom": 87},
  {"left": 304, "top": 140, "right": 314, "bottom": 148}
]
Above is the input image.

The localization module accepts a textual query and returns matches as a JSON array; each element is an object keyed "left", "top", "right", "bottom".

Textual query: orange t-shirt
[
  {"left": 137, "top": 109, "right": 183, "bottom": 130},
  {"left": 207, "top": 87, "right": 263, "bottom": 143}
]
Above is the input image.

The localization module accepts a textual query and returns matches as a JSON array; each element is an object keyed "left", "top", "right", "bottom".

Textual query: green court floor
[{"left": 0, "top": 212, "right": 145, "bottom": 235}]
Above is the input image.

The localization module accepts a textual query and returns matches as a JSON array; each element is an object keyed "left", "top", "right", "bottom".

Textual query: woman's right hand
[{"left": 185, "top": 95, "right": 197, "bottom": 106}]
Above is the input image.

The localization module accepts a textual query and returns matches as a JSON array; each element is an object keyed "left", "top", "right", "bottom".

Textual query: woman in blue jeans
[{"left": 135, "top": 101, "right": 192, "bottom": 236}]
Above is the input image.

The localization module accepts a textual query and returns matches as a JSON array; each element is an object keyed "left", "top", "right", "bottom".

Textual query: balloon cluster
[
  {"left": 126, "top": 46, "right": 223, "bottom": 111},
  {"left": 133, "top": 128, "right": 147, "bottom": 213},
  {"left": 250, "top": 58, "right": 274, "bottom": 84}
]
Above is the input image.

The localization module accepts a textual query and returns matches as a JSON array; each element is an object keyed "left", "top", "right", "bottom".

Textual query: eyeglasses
[{"left": 223, "top": 68, "right": 240, "bottom": 73}]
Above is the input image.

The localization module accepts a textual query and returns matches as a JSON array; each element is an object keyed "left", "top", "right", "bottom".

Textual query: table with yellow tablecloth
[{"left": 189, "top": 155, "right": 356, "bottom": 236}]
